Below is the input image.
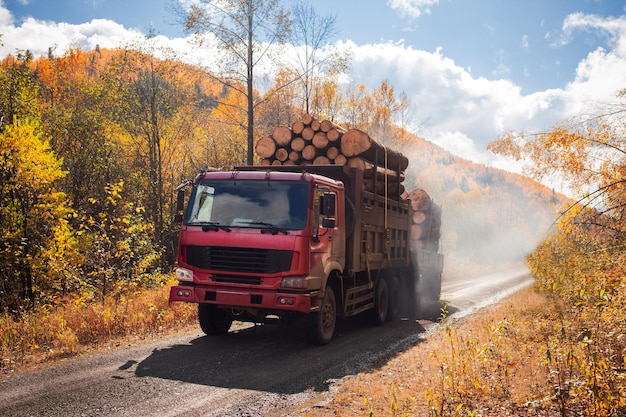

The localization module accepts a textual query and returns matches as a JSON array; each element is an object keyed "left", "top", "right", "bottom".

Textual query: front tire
[
  {"left": 198, "top": 304, "right": 233, "bottom": 336},
  {"left": 308, "top": 285, "right": 337, "bottom": 345}
]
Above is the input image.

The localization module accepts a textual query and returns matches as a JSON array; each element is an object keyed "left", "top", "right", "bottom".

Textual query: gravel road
[{"left": 0, "top": 266, "right": 533, "bottom": 417}]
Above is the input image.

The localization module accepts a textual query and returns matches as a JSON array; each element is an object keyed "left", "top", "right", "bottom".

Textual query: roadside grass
[
  {"left": 0, "top": 276, "right": 196, "bottom": 374},
  {"left": 300, "top": 282, "right": 624, "bottom": 416},
  {"left": 307, "top": 286, "right": 552, "bottom": 417}
]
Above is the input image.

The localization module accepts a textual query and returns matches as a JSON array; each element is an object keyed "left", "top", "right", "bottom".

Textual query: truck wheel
[
  {"left": 370, "top": 278, "right": 389, "bottom": 325},
  {"left": 308, "top": 285, "right": 336, "bottom": 345},
  {"left": 198, "top": 304, "right": 232, "bottom": 336},
  {"left": 386, "top": 276, "right": 400, "bottom": 321}
]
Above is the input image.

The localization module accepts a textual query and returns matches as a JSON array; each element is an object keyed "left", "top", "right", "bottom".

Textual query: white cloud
[
  {"left": 0, "top": 15, "right": 141, "bottom": 57},
  {"left": 337, "top": 40, "right": 569, "bottom": 165},
  {"left": 387, "top": 0, "right": 439, "bottom": 19},
  {"left": 0, "top": 3, "right": 624, "bottom": 184},
  {"left": 521, "top": 34, "right": 529, "bottom": 50},
  {"left": 333, "top": 12, "right": 626, "bottom": 176},
  {"left": 562, "top": 13, "right": 626, "bottom": 55}
]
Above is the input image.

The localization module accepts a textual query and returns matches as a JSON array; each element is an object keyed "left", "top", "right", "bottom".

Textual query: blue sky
[{"left": 1, "top": 0, "right": 626, "bottom": 187}]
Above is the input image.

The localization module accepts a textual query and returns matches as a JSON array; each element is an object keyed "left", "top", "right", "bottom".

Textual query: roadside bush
[
  {"left": 0, "top": 275, "right": 196, "bottom": 372},
  {"left": 528, "top": 210, "right": 626, "bottom": 416}
]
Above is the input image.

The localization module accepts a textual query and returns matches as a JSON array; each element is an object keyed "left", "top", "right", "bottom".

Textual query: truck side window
[{"left": 313, "top": 186, "right": 335, "bottom": 235}]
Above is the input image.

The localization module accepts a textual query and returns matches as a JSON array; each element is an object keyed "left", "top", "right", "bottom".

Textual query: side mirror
[
  {"left": 174, "top": 189, "right": 185, "bottom": 223},
  {"left": 320, "top": 192, "right": 336, "bottom": 216},
  {"left": 176, "top": 189, "right": 185, "bottom": 212}
]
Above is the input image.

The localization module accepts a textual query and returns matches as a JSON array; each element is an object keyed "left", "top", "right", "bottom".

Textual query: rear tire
[
  {"left": 386, "top": 275, "right": 400, "bottom": 320},
  {"left": 308, "top": 285, "right": 337, "bottom": 345},
  {"left": 370, "top": 278, "right": 389, "bottom": 325},
  {"left": 198, "top": 304, "right": 233, "bottom": 336}
]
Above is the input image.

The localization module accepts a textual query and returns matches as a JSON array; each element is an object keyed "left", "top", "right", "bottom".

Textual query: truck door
[{"left": 312, "top": 186, "right": 344, "bottom": 267}]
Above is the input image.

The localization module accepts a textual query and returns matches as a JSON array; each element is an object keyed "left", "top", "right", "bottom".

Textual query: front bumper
[{"left": 169, "top": 285, "right": 319, "bottom": 313}]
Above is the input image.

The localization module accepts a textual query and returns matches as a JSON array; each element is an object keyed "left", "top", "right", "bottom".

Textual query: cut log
[
  {"left": 301, "top": 113, "right": 314, "bottom": 125},
  {"left": 348, "top": 157, "right": 406, "bottom": 181},
  {"left": 260, "top": 158, "right": 272, "bottom": 166},
  {"left": 272, "top": 126, "right": 292, "bottom": 146},
  {"left": 311, "top": 119, "right": 321, "bottom": 131},
  {"left": 412, "top": 211, "right": 427, "bottom": 224},
  {"left": 255, "top": 136, "right": 276, "bottom": 159},
  {"left": 340, "top": 129, "right": 371, "bottom": 156},
  {"left": 301, "top": 145, "right": 317, "bottom": 160},
  {"left": 408, "top": 189, "right": 432, "bottom": 212},
  {"left": 340, "top": 129, "right": 409, "bottom": 171},
  {"left": 288, "top": 151, "right": 300, "bottom": 162},
  {"left": 327, "top": 128, "right": 342, "bottom": 142},
  {"left": 326, "top": 146, "right": 339, "bottom": 160},
  {"left": 271, "top": 159, "right": 282, "bottom": 166},
  {"left": 334, "top": 154, "right": 347, "bottom": 165},
  {"left": 312, "top": 132, "right": 329, "bottom": 149},
  {"left": 291, "top": 120, "right": 305, "bottom": 135},
  {"left": 313, "top": 155, "right": 331, "bottom": 165},
  {"left": 283, "top": 160, "right": 296, "bottom": 166},
  {"left": 291, "top": 137, "right": 305, "bottom": 152},
  {"left": 275, "top": 147, "right": 289, "bottom": 162},
  {"left": 320, "top": 119, "right": 334, "bottom": 132},
  {"left": 302, "top": 127, "right": 315, "bottom": 141},
  {"left": 347, "top": 156, "right": 368, "bottom": 171}
]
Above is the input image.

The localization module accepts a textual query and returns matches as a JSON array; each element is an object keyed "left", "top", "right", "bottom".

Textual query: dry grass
[
  {"left": 0, "top": 277, "right": 197, "bottom": 374},
  {"left": 299, "top": 286, "right": 556, "bottom": 416}
]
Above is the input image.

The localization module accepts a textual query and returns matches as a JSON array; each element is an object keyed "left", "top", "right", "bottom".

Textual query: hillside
[{"left": 390, "top": 131, "right": 569, "bottom": 269}]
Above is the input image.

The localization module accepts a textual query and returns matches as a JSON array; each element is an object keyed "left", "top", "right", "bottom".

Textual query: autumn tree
[
  {"left": 369, "top": 80, "right": 410, "bottom": 147},
  {"left": 182, "top": 0, "right": 291, "bottom": 164},
  {"left": 488, "top": 93, "right": 626, "bottom": 414},
  {"left": 488, "top": 92, "right": 626, "bottom": 238},
  {"left": 0, "top": 53, "right": 39, "bottom": 128},
  {"left": 288, "top": 2, "right": 348, "bottom": 116},
  {"left": 36, "top": 47, "right": 120, "bottom": 222},
  {"left": 341, "top": 83, "right": 373, "bottom": 130},
  {"left": 103, "top": 42, "right": 195, "bottom": 263},
  {"left": 0, "top": 119, "right": 74, "bottom": 311}
]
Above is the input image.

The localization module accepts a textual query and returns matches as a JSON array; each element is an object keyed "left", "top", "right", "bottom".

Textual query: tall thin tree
[
  {"left": 289, "top": 2, "right": 348, "bottom": 116},
  {"left": 182, "top": 0, "right": 290, "bottom": 164}
]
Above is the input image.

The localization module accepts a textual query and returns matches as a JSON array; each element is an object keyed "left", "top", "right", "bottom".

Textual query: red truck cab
[{"left": 169, "top": 168, "right": 345, "bottom": 343}]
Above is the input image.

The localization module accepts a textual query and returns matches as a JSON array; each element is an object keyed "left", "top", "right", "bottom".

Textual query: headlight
[
  {"left": 280, "top": 276, "right": 308, "bottom": 289},
  {"left": 175, "top": 267, "right": 194, "bottom": 282}
]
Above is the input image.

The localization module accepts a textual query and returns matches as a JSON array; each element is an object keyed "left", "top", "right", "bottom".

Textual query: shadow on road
[{"left": 135, "top": 315, "right": 428, "bottom": 394}]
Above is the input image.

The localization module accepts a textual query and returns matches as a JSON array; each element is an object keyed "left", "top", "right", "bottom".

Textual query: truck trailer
[{"left": 169, "top": 162, "right": 443, "bottom": 345}]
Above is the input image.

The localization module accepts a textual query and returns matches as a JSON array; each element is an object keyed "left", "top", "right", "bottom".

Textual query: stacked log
[
  {"left": 255, "top": 114, "right": 409, "bottom": 196},
  {"left": 408, "top": 189, "right": 441, "bottom": 251}
]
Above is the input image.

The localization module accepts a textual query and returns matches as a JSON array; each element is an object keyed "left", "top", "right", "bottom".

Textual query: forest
[
  {"left": 0, "top": 43, "right": 565, "bottom": 316},
  {"left": 2, "top": 2, "right": 625, "bottom": 412}
]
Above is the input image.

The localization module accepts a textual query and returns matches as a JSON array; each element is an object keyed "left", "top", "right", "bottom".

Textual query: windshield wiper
[
  {"left": 194, "top": 222, "right": 231, "bottom": 232},
  {"left": 242, "top": 221, "right": 288, "bottom": 235}
]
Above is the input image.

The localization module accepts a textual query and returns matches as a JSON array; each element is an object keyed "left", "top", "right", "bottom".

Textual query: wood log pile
[
  {"left": 407, "top": 189, "right": 441, "bottom": 251},
  {"left": 255, "top": 114, "right": 409, "bottom": 197}
]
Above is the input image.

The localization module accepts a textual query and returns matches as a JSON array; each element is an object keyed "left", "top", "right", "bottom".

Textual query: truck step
[{"left": 344, "top": 284, "right": 375, "bottom": 317}]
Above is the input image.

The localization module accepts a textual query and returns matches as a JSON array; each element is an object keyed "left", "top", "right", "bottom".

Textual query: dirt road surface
[{"left": 0, "top": 266, "right": 533, "bottom": 417}]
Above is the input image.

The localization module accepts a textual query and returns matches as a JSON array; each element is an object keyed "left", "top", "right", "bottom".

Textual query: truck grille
[{"left": 185, "top": 245, "right": 293, "bottom": 274}]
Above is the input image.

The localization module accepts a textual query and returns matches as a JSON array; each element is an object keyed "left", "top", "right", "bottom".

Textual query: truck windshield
[{"left": 185, "top": 180, "right": 309, "bottom": 231}]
